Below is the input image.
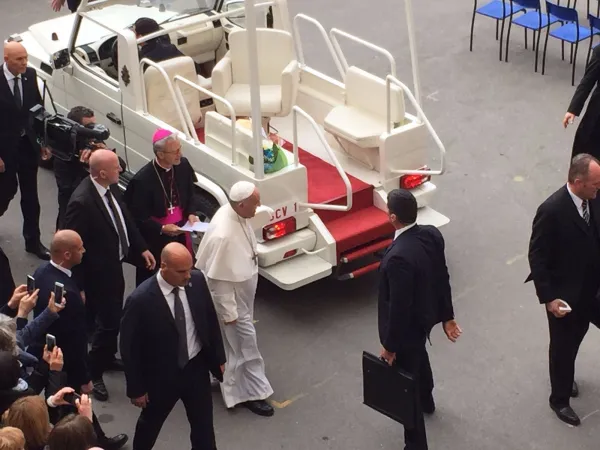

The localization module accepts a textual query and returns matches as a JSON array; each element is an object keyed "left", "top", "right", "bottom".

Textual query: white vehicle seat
[
  {"left": 211, "top": 28, "right": 299, "bottom": 118},
  {"left": 324, "top": 66, "right": 405, "bottom": 148},
  {"left": 144, "top": 56, "right": 202, "bottom": 130}
]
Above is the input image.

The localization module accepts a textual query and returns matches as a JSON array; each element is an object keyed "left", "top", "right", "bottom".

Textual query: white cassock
[{"left": 195, "top": 203, "right": 273, "bottom": 407}]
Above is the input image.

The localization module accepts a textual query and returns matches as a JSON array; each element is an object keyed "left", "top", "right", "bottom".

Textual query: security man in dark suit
[
  {"left": 564, "top": 45, "right": 600, "bottom": 161},
  {"left": 120, "top": 243, "right": 226, "bottom": 450},
  {"left": 29, "top": 230, "right": 128, "bottom": 450},
  {"left": 64, "top": 150, "right": 155, "bottom": 401},
  {"left": 51, "top": 0, "right": 98, "bottom": 13},
  {"left": 527, "top": 153, "right": 600, "bottom": 426},
  {"left": 0, "top": 41, "right": 49, "bottom": 260},
  {"left": 378, "top": 189, "right": 462, "bottom": 450}
]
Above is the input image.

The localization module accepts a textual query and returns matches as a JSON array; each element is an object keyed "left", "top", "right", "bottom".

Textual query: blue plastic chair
[
  {"left": 505, "top": 0, "right": 560, "bottom": 71},
  {"left": 586, "top": 13, "right": 600, "bottom": 65},
  {"left": 470, "top": 0, "right": 526, "bottom": 61},
  {"left": 542, "top": 1, "right": 592, "bottom": 85}
]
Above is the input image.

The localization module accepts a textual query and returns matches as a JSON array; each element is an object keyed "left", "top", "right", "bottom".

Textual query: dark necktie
[
  {"left": 13, "top": 77, "right": 22, "bottom": 109},
  {"left": 172, "top": 288, "right": 189, "bottom": 369},
  {"left": 104, "top": 191, "right": 130, "bottom": 257},
  {"left": 583, "top": 200, "right": 590, "bottom": 225}
]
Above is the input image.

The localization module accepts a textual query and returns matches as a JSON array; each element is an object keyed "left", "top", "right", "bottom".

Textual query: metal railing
[
  {"left": 292, "top": 106, "right": 352, "bottom": 212},
  {"left": 329, "top": 28, "right": 397, "bottom": 78},
  {"left": 386, "top": 75, "right": 445, "bottom": 176},
  {"left": 173, "top": 75, "right": 238, "bottom": 166},
  {"left": 292, "top": 14, "right": 345, "bottom": 80},
  {"left": 139, "top": 58, "right": 190, "bottom": 139}
]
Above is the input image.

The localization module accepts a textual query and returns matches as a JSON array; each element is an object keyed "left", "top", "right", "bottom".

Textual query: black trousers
[
  {"left": 395, "top": 339, "right": 434, "bottom": 450},
  {"left": 54, "top": 157, "right": 87, "bottom": 230},
  {"left": 547, "top": 294, "right": 600, "bottom": 407},
  {"left": 133, "top": 355, "right": 216, "bottom": 450},
  {"left": 0, "top": 245, "right": 15, "bottom": 307},
  {"left": 87, "top": 266, "right": 125, "bottom": 380},
  {"left": 0, "top": 137, "right": 42, "bottom": 246}
]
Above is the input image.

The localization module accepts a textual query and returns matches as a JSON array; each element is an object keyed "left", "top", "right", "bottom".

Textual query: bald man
[
  {"left": 30, "top": 230, "right": 129, "bottom": 449},
  {"left": 64, "top": 150, "right": 155, "bottom": 402},
  {"left": 0, "top": 42, "right": 49, "bottom": 260},
  {"left": 121, "top": 243, "right": 225, "bottom": 450}
]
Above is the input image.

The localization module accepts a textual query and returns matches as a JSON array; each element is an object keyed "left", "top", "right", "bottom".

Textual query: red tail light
[
  {"left": 283, "top": 249, "right": 297, "bottom": 258},
  {"left": 263, "top": 217, "right": 296, "bottom": 240},
  {"left": 399, "top": 166, "right": 431, "bottom": 190}
]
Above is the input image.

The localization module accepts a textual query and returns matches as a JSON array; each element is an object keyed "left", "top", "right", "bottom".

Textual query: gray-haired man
[{"left": 124, "top": 128, "right": 202, "bottom": 286}]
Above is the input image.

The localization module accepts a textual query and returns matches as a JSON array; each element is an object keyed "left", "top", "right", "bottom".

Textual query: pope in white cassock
[{"left": 195, "top": 181, "right": 275, "bottom": 417}]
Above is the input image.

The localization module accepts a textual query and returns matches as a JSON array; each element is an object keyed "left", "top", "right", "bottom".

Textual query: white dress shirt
[
  {"left": 3, "top": 62, "right": 22, "bottom": 97},
  {"left": 50, "top": 260, "right": 72, "bottom": 278},
  {"left": 91, "top": 177, "right": 130, "bottom": 260},
  {"left": 566, "top": 183, "right": 585, "bottom": 219},
  {"left": 394, "top": 222, "right": 417, "bottom": 241},
  {"left": 157, "top": 272, "right": 201, "bottom": 360}
]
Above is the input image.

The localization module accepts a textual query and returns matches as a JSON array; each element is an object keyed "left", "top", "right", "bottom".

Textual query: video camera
[{"left": 29, "top": 104, "right": 110, "bottom": 161}]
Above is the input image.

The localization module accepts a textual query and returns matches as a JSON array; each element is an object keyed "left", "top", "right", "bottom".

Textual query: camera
[{"left": 29, "top": 104, "right": 110, "bottom": 161}]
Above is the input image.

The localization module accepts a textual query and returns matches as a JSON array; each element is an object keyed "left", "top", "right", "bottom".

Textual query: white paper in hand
[{"left": 179, "top": 221, "right": 210, "bottom": 233}]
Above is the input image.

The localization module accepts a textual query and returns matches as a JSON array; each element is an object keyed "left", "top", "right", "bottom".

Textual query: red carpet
[{"left": 197, "top": 127, "right": 393, "bottom": 260}]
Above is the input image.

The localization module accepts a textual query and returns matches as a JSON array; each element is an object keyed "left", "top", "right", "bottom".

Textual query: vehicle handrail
[
  {"left": 329, "top": 28, "right": 397, "bottom": 78},
  {"left": 137, "top": 1, "right": 275, "bottom": 45},
  {"left": 292, "top": 14, "right": 345, "bottom": 80},
  {"left": 138, "top": 58, "right": 191, "bottom": 139},
  {"left": 386, "top": 75, "right": 445, "bottom": 176},
  {"left": 292, "top": 106, "right": 353, "bottom": 212},
  {"left": 173, "top": 75, "right": 238, "bottom": 166}
]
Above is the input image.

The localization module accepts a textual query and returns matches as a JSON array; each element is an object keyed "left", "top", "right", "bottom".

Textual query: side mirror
[{"left": 50, "top": 49, "right": 71, "bottom": 70}]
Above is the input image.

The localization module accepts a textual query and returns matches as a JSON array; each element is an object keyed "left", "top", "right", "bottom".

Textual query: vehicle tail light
[
  {"left": 283, "top": 249, "right": 297, "bottom": 258},
  {"left": 263, "top": 217, "right": 296, "bottom": 241},
  {"left": 399, "top": 166, "right": 431, "bottom": 190}
]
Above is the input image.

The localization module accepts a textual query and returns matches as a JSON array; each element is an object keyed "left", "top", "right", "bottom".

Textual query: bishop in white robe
[{"left": 195, "top": 181, "right": 274, "bottom": 417}]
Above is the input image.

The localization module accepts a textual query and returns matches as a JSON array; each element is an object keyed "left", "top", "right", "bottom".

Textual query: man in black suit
[
  {"left": 0, "top": 245, "right": 15, "bottom": 307},
  {"left": 29, "top": 230, "right": 128, "bottom": 450},
  {"left": 378, "top": 189, "right": 462, "bottom": 450},
  {"left": 51, "top": 0, "right": 98, "bottom": 13},
  {"left": 527, "top": 153, "right": 600, "bottom": 426},
  {"left": 0, "top": 41, "right": 49, "bottom": 260},
  {"left": 563, "top": 45, "right": 600, "bottom": 160},
  {"left": 64, "top": 149, "right": 155, "bottom": 401},
  {"left": 120, "top": 242, "right": 226, "bottom": 450},
  {"left": 134, "top": 18, "right": 187, "bottom": 67}
]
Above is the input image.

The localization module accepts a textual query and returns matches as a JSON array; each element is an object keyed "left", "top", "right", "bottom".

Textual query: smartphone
[
  {"left": 558, "top": 300, "right": 572, "bottom": 312},
  {"left": 46, "top": 334, "right": 56, "bottom": 352},
  {"left": 63, "top": 392, "right": 81, "bottom": 406},
  {"left": 54, "top": 282, "right": 64, "bottom": 302},
  {"left": 26, "top": 275, "right": 35, "bottom": 294}
]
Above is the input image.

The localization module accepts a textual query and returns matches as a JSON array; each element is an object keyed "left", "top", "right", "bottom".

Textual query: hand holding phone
[{"left": 558, "top": 300, "right": 572, "bottom": 312}]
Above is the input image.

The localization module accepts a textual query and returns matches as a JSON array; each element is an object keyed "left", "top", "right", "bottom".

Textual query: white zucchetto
[{"left": 229, "top": 181, "right": 256, "bottom": 202}]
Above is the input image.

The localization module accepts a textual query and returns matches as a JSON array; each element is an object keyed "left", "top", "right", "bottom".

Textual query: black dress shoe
[
  {"left": 25, "top": 243, "right": 50, "bottom": 260},
  {"left": 241, "top": 400, "right": 274, "bottom": 417},
  {"left": 571, "top": 381, "right": 579, "bottom": 398},
  {"left": 98, "top": 433, "right": 128, "bottom": 450},
  {"left": 422, "top": 396, "right": 436, "bottom": 415},
  {"left": 550, "top": 403, "right": 581, "bottom": 426},
  {"left": 106, "top": 358, "right": 125, "bottom": 372},
  {"left": 92, "top": 379, "right": 109, "bottom": 401}
]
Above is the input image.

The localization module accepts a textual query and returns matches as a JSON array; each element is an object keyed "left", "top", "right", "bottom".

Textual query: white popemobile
[{"left": 11, "top": 0, "right": 448, "bottom": 290}]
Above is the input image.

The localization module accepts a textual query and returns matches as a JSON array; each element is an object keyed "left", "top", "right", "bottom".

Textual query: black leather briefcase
[{"left": 362, "top": 351, "right": 416, "bottom": 428}]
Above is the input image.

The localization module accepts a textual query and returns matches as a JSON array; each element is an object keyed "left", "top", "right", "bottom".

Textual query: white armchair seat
[
  {"left": 324, "top": 66, "right": 405, "bottom": 148},
  {"left": 212, "top": 28, "right": 299, "bottom": 118}
]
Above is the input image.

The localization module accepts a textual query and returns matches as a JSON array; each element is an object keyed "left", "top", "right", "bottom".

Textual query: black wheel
[{"left": 191, "top": 190, "right": 220, "bottom": 254}]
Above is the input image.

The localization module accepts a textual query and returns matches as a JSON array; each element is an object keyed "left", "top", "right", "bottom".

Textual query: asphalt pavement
[{"left": 2, "top": 1, "right": 600, "bottom": 449}]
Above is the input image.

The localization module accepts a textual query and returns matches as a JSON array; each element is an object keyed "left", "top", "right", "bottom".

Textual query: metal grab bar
[
  {"left": 173, "top": 75, "right": 237, "bottom": 166},
  {"left": 292, "top": 106, "right": 353, "bottom": 212},
  {"left": 139, "top": 58, "right": 190, "bottom": 139},
  {"left": 292, "top": 14, "right": 345, "bottom": 80},
  {"left": 329, "top": 28, "right": 397, "bottom": 78},
  {"left": 386, "top": 75, "right": 445, "bottom": 176}
]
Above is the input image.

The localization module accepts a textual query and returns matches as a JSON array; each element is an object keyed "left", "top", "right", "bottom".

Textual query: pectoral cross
[{"left": 168, "top": 203, "right": 175, "bottom": 214}]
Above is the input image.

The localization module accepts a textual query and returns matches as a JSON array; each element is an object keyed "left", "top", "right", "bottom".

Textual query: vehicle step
[
  {"left": 336, "top": 261, "right": 380, "bottom": 280},
  {"left": 340, "top": 238, "right": 393, "bottom": 264}
]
